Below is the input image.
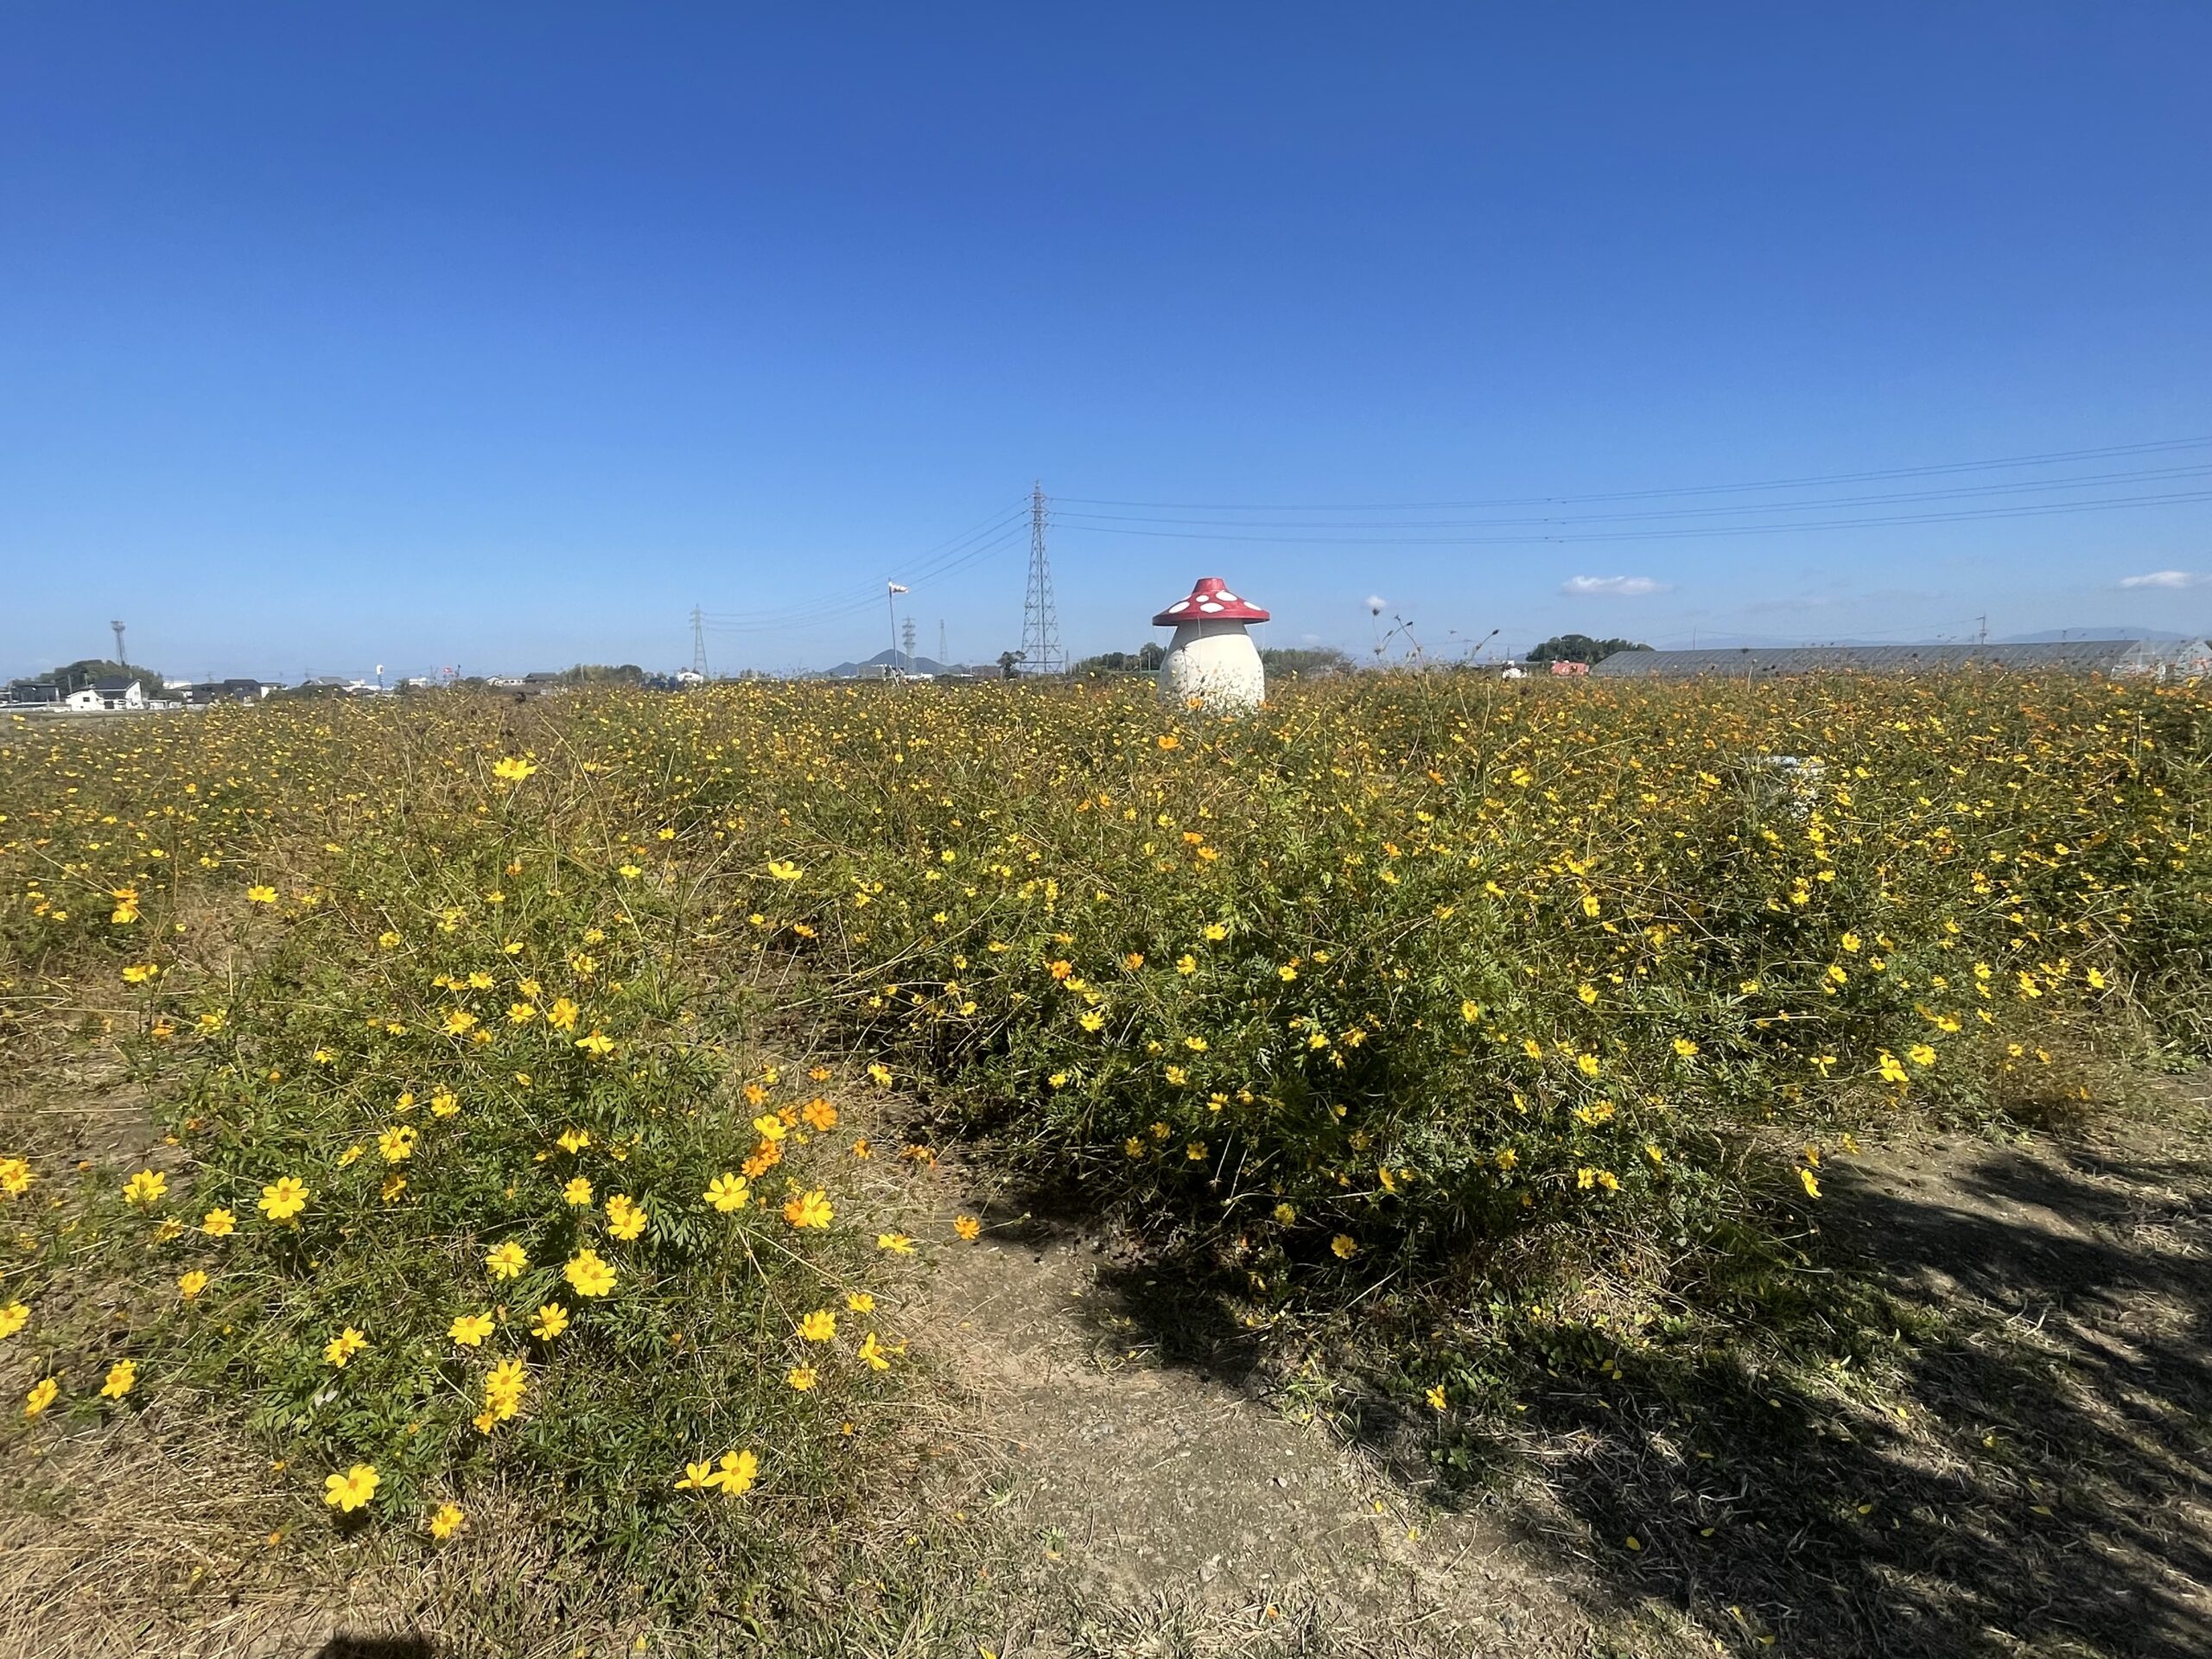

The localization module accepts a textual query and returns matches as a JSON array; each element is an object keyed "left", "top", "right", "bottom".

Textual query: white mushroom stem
[{"left": 1158, "top": 620, "right": 1266, "bottom": 713}]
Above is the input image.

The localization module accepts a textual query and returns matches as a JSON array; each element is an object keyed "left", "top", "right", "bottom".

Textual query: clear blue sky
[{"left": 4, "top": 3, "right": 2209, "bottom": 680}]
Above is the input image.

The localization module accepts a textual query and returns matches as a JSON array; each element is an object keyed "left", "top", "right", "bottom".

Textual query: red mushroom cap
[{"left": 1152, "top": 575, "right": 1270, "bottom": 626}]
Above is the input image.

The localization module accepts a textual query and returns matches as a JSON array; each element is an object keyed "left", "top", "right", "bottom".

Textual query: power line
[
  {"left": 703, "top": 501, "right": 1025, "bottom": 619},
  {"left": 1052, "top": 462, "right": 2212, "bottom": 532},
  {"left": 1053, "top": 486, "right": 2212, "bottom": 549},
  {"left": 1055, "top": 434, "right": 2212, "bottom": 512},
  {"left": 702, "top": 522, "right": 1027, "bottom": 634}
]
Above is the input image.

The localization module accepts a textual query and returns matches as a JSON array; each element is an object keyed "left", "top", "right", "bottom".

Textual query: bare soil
[{"left": 921, "top": 1211, "right": 1618, "bottom": 1656}]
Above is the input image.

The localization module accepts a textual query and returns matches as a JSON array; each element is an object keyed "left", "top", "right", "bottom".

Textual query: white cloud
[
  {"left": 1561, "top": 575, "right": 1671, "bottom": 597},
  {"left": 1364, "top": 594, "right": 1388, "bottom": 613},
  {"left": 2119, "top": 570, "right": 2206, "bottom": 589}
]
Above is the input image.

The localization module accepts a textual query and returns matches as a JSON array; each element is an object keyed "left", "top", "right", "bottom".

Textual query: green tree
[{"left": 1527, "top": 634, "right": 1650, "bottom": 665}]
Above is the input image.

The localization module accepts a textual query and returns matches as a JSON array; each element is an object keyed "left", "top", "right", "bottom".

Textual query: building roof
[
  {"left": 1590, "top": 639, "right": 2208, "bottom": 678},
  {"left": 91, "top": 676, "right": 138, "bottom": 692}
]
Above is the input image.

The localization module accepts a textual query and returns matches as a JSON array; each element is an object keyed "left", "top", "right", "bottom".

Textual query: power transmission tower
[
  {"left": 938, "top": 619, "right": 947, "bottom": 668},
  {"left": 690, "top": 606, "right": 709, "bottom": 678},
  {"left": 900, "top": 616, "right": 917, "bottom": 671},
  {"left": 1020, "top": 482, "right": 1065, "bottom": 676},
  {"left": 111, "top": 619, "right": 127, "bottom": 666}
]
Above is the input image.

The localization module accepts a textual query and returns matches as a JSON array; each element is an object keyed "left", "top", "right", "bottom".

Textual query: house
[
  {"left": 88, "top": 677, "right": 147, "bottom": 711},
  {"left": 181, "top": 678, "right": 271, "bottom": 706},
  {"left": 5, "top": 679, "right": 61, "bottom": 707}
]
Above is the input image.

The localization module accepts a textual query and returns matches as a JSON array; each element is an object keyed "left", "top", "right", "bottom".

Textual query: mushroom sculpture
[{"left": 1153, "top": 575, "right": 1269, "bottom": 713}]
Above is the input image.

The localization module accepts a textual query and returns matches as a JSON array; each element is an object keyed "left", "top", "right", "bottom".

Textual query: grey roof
[{"left": 1590, "top": 640, "right": 2212, "bottom": 679}]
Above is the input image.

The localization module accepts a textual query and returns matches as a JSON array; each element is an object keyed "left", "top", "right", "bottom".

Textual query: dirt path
[{"left": 921, "top": 1211, "right": 1620, "bottom": 1657}]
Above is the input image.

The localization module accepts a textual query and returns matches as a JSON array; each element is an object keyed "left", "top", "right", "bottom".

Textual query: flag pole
[{"left": 887, "top": 581, "right": 909, "bottom": 679}]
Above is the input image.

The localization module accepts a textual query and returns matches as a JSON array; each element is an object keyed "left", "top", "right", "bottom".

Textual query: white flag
[{"left": 887, "top": 582, "right": 910, "bottom": 594}]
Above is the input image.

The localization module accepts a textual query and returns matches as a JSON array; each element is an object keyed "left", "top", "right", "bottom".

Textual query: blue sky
[{"left": 4, "top": 3, "right": 2209, "bottom": 679}]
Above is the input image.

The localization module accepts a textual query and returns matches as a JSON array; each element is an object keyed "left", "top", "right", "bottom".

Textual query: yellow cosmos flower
[
  {"left": 1799, "top": 1167, "right": 1823, "bottom": 1200},
  {"left": 377, "top": 1126, "right": 416, "bottom": 1162},
  {"left": 782, "top": 1189, "right": 833, "bottom": 1230},
  {"left": 258, "top": 1177, "right": 309, "bottom": 1224},
  {"left": 546, "top": 997, "right": 580, "bottom": 1032},
  {"left": 605, "top": 1194, "right": 646, "bottom": 1241},
  {"left": 845, "top": 1291, "right": 875, "bottom": 1314},
  {"left": 323, "top": 1464, "right": 379, "bottom": 1512},
  {"left": 766, "top": 860, "right": 803, "bottom": 881},
  {"left": 0, "top": 1301, "right": 29, "bottom": 1341},
  {"left": 448, "top": 1313, "right": 494, "bottom": 1347},
  {"left": 712, "top": 1449, "right": 760, "bottom": 1496},
  {"left": 25, "top": 1376, "right": 60, "bottom": 1418},
  {"left": 875, "top": 1233, "right": 914, "bottom": 1255},
  {"left": 122, "top": 1169, "right": 168, "bottom": 1207},
  {"left": 245, "top": 885, "right": 278, "bottom": 905},
  {"left": 1331, "top": 1234, "right": 1357, "bottom": 1260},
  {"left": 176, "top": 1271, "right": 209, "bottom": 1300},
  {"left": 702, "top": 1173, "right": 750, "bottom": 1212},
  {"left": 0, "top": 1155, "right": 31, "bottom": 1197},
  {"left": 798, "top": 1308, "right": 837, "bottom": 1343},
  {"left": 786, "top": 1364, "right": 817, "bottom": 1391},
  {"left": 563, "top": 1249, "right": 616, "bottom": 1298},
  {"left": 491, "top": 756, "right": 536, "bottom": 783},
  {"left": 563, "top": 1177, "right": 594, "bottom": 1207},
  {"left": 485, "top": 1241, "right": 528, "bottom": 1281},
  {"left": 99, "top": 1359, "right": 137, "bottom": 1400},
  {"left": 857, "top": 1332, "right": 891, "bottom": 1371},
  {"left": 530, "top": 1302, "right": 569, "bottom": 1340},
  {"left": 325, "top": 1326, "right": 368, "bottom": 1367},
  {"left": 429, "top": 1503, "right": 465, "bottom": 1540},
  {"left": 575, "top": 1030, "right": 615, "bottom": 1057}
]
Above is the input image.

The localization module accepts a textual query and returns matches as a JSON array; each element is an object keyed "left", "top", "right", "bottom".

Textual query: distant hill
[{"left": 817, "top": 649, "right": 963, "bottom": 678}]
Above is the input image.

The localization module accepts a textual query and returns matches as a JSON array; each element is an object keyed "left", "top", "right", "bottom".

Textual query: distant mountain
[{"left": 817, "top": 649, "right": 962, "bottom": 678}]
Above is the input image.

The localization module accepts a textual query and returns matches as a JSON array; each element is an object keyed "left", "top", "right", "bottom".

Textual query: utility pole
[
  {"left": 111, "top": 620, "right": 127, "bottom": 667},
  {"left": 690, "top": 606, "right": 709, "bottom": 678},
  {"left": 1020, "top": 481, "right": 1065, "bottom": 676},
  {"left": 1977, "top": 614, "right": 1988, "bottom": 645}
]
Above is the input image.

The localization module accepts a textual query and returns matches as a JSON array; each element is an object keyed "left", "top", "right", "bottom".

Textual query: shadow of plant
[{"left": 1079, "top": 1128, "right": 2210, "bottom": 1659}]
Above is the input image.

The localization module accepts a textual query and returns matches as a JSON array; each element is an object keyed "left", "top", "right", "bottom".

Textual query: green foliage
[{"left": 1528, "top": 634, "right": 1650, "bottom": 664}]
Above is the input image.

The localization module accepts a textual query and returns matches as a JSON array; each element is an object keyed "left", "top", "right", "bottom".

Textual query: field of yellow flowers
[{"left": 2, "top": 671, "right": 2206, "bottom": 1615}]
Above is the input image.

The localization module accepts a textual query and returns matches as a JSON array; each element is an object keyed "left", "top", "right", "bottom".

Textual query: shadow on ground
[{"left": 1064, "top": 1125, "right": 2211, "bottom": 1659}]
